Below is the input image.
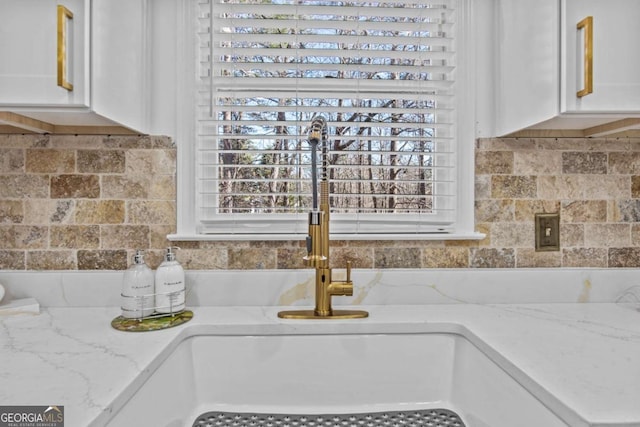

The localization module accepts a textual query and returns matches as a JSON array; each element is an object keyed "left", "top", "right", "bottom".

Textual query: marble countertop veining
[{"left": 2, "top": 303, "right": 640, "bottom": 427}]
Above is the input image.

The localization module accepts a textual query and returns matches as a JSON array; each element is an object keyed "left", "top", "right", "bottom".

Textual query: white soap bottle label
[{"left": 156, "top": 272, "right": 185, "bottom": 313}]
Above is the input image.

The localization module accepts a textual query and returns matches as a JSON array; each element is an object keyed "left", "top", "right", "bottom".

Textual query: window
[{"left": 173, "top": 0, "right": 481, "bottom": 240}]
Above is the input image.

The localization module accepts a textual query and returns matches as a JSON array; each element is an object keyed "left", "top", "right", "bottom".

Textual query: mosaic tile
[
  {"left": 422, "top": 247, "right": 469, "bottom": 268},
  {"left": 562, "top": 248, "right": 607, "bottom": 268},
  {"left": 0, "top": 148, "right": 25, "bottom": 173},
  {"left": 609, "top": 248, "right": 640, "bottom": 267},
  {"left": 149, "top": 225, "right": 177, "bottom": 249},
  {"left": 516, "top": 249, "right": 561, "bottom": 268},
  {"left": 490, "top": 222, "right": 533, "bottom": 248},
  {"left": 562, "top": 152, "right": 607, "bottom": 174},
  {"left": 27, "top": 250, "right": 76, "bottom": 270},
  {"left": 77, "top": 249, "right": 128, "bottom": 270},
  {"left": 148, "top": 175, "right": 176, "bottom": 200},
  {"left": 176, "top": 248, "right": 228, "bottom": 270},
  {"left": 49, "top": 135, "right": 104, "bottom": 149},
  {"left": 514, "top": 151, "right": 561, "bottom": 175},
  {"left": 277, "top": 248, "right": 308, "bottom": 269},
  {"left": 49, "top": 200, "right": 75, "bottom": 224},
  {"left": 562, "top": 200, "right": 607, "bottom": 223},
  {"left": 26, "top": 149, "right": 75, "bottom": 173},
  {"left": 374, "top": 247, "right": 421, "bottom": 268},
  {"left": 50, "top": 225, "right": 100, "bottom": 249},
  {"left": 51, "top": 174, "right": 100, "bottom": 199},
  {"left": 228, "top": 247, "right": 276, "bottom": 269},
  {"left": 101, "top": 225, "right": 150, "bottom": 249},
  {"left": 475, "top": 199, "right": 514, "bottom": 222},
  {"left": 475, "top": 151, "right": 513, "bottom": 174},
  {"left": 514, "top": 200, "right": 560, "bottom": 221},
  {"left": 609, "top": 152, "right": 640, "bottom": 174},
  {"left": 101, "top": 175, "right": 150, "bottom": 199},
  {"left": 584, "top": 224, "right": 631, "bottom": 247},
  {"left": 617, "top": 200, "right": 640, "bottom": 222},
  {"left": 77, "top": 150, "right": 125, "bottom": 173},
  {"left": 0, "top": 250, "right": 25, "bottom": 269},
  {"left": 0, "top": 225, "right": 48, "bottom": 249},
  {"left": 0, "top": 200, "right": 23, "bottom": 223},
  {"left": 126, "top": 149, "right": 176, "bottom": 175},
  {"left": 474, "top": 174, "right": 491, "bottom": 199},
  {"left": 579, "top": 175, "right": 630, "bottom": 199},
  {"left": 0, "top": 175, "right": 49, "bottom": 198},
  {"left": 469, "top": 248, "right": 515, "bottom": 268},
  {"left": 560, "top": 224, "right": 584, "bottom": 247},
  {"left": 538, "top": 175, "right": 584, "bottom": 199},
  {"left": 491, "top": 175, "right": 537, "bottom": 199},
  {"left": 128, "top": 200, "right": 175, "bottom": 224},
  {"left": 331, "top": 246, "right": 374, "bottom": 269},
  {"left": 0, "top": 134, "right": 49, "bottom": 148},
  {"left": 76, "top": 200, "right": 125, "bottom": 224}
]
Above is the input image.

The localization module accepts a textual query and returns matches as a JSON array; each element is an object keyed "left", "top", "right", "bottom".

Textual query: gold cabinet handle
[
  {"left": 57, "top": 5, "right": 74, "bottom": 91},
  {"left": 576, "top": 16, "right": 593, "bottom": 98}
]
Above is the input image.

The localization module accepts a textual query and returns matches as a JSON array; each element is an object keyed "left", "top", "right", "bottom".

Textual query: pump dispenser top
[
  {"left": 132, "top": 249, "right": 146, "bottom": 264},
  {"left": 164, "top": 246, "right": 178, "bottom": 262}
]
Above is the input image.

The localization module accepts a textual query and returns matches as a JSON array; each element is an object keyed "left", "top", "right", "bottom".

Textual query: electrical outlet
[{"left": 535, "top": 213, "right": 560, "bottom": 251}]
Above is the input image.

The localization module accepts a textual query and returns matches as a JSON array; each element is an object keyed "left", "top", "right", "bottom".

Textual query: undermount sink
[{"left": 105, "top": 328, "right": 568, "bottom": 427}]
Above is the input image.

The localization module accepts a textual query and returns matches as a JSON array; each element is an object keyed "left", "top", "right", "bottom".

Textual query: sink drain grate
[{"left": 193, "top": 409, "right": 465, "bottom": 427}]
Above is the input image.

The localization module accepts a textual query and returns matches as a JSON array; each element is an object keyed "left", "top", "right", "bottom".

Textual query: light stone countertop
[{"left": 2, "top": 303, "right": 640, "bottom": 427}]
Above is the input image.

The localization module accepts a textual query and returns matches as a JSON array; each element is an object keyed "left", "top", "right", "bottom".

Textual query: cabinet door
[
  {"left": 562, "top": 0, "right": 640, "bottom": 112},
  {"left": 92, "top": 0, "right": 149, "bottom": 132},
  {"left": 0, "top": 0, "right": 89, "bottom": 107},
  {"left": 495, "top": 0, "right": 560, "bottom": 135}
]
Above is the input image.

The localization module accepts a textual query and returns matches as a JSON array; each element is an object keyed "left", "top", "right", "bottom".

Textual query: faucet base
[{"left": 277, "top": 309, "right": 368, "bottom": 320}]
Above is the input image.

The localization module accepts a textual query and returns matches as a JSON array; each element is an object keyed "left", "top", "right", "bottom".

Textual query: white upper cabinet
[
  {"left": 495, "top": 0, "right": 640, "bottom": 136},
  {"left": 562, "top": 0, "right": 640, "bottom": 113},
  {"left": 91, "top": 0, "right": 149, "bottom": 133},
  {"left": 0, "top": 0, "right": 159, "bottom": 135},
  {"left": 0, "top": 0, "right": 89, "bottom": 106}
]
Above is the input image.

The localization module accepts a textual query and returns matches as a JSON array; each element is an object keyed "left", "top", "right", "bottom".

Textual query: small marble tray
[{"left": 111, "top": 310, "right": 193, "bottom": 332}]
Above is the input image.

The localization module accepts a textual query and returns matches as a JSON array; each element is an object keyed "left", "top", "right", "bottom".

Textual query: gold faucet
[{"left": 278, "top": 117, "right": 368, "bottom": 320}]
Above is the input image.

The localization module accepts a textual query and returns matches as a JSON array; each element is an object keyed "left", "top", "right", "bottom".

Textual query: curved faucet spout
[
  {"left": 309, "top": 115, "right": 327, "bottom": 146},
  {"left": 308, "top": 115, "right": 327, "bottom": 211},
  {"left": 278, "top": 116, "right": 368, "bottom": 320}
]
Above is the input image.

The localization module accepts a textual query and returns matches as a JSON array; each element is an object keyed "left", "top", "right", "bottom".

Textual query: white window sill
[{"left": 167, "top": 232, "right": 486, "bottom": 242}]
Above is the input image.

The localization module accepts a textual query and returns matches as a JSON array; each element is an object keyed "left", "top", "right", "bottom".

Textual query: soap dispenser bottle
[
  {"left": 155, "top": 247, "right": 186, "bottom": 314},
  {"left": 121, "top": 250, "right": 155, "bottom": 318}
]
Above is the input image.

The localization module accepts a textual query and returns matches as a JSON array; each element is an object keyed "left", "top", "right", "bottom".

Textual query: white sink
[{"left": 105, "top": 329, "right": 568, "bottom": 427}]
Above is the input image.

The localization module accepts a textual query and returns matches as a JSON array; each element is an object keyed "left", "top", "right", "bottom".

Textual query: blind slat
[
  {"left": 214, "top": 3, "right": 454, "bottom": 19},
  {"left": 206, "top": 61, "right": 454, "bottom": 75},
  {"left": 212, "top": 48, "right": 454, "bottom": 62},
  {"left": 212, "top": 18, "right": 453, "bottom": 32},
  {"left": 198, "top": 90, "right": 454, "bottom": 103},
  {"left": 199, "top": 121, "right": 453, "bottom": 131}
]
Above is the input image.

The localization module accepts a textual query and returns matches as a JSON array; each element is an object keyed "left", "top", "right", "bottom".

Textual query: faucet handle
[{"left": 346, "top": 260, "right": 352, "bottom": 283}]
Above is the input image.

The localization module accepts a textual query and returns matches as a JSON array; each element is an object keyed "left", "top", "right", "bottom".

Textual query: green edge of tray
[{"left": 111, "top": 310, "right": 194, "bottom": 332}]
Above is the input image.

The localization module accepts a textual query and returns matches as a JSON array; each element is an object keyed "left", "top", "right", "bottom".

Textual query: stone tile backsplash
[
  {"left": 1, "top": 134, "right": 639, "bottom": 270},
  {"left": 0, "top": 135, "right": 175, "bottom": 270}
]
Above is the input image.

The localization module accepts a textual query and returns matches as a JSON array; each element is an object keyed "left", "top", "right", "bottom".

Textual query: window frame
[{"left": 170, "top": 0, "right": 485, "bottom": 241}]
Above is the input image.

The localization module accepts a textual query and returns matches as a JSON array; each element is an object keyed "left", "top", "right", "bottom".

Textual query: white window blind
[{"left": 195, "top": 0, "right": 462, "bottom": 237}]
